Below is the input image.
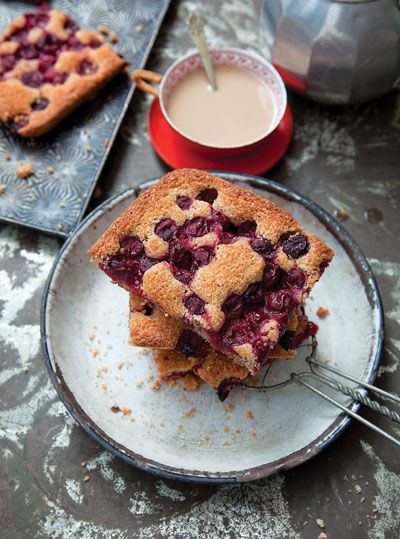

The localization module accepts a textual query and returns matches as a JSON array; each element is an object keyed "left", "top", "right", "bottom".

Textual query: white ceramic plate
[{"left": 41, "top": 173, "right": 383, "bottom": 483}]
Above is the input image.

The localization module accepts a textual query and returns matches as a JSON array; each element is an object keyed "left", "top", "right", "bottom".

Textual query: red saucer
[{"left": 147, "top": 98, "right": 293, "bottom": 175}]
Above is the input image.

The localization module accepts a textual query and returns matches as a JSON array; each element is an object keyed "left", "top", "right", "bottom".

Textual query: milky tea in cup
[{"left": 165, "top": 55, "right": 282, "bottom": 149}]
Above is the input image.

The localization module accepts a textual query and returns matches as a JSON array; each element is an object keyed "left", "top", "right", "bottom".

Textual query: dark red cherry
[
  {"left": 222, "top": 294, "right": 244, "bottom": 319},
  {"left": 89, "top": 39, "right": 102, "bottom": 48},
  {"left": 31, "top": 97, "right": 49, "bottom": 111},
  {"left": 154, "top": 218, "right": 177, "bottom": 242},
  {"left": 184, "top": 217, "right": 209, "bottom": 237},
  {"left": 173, "top": 269, "right": 192, "bottom": 284},
  {"left": 176, "top": 196, "right": 192, "bottom": 210},
  {"left": 197, "top": 188, "right": 218, "bottom": 204},
  {"left": 77, "top": 60, "right": 98, "bottom": 75},
  {"left": 0, "top": 54, "right": 16, "bottom": 73},
  {"left": 184, "top": 295, "right": 206, "bottom": 315},
  {"left": 119, "top": 236, "right": 143, "bottom": 257},
  {"left": 176, "top": 330, "right": 209, "bottom": 358},
  {"left": 266, "top": 289, "right": 293, "bottom": 313},
  {"left": 238, "top": 220, "right": 257, "bottom": 237},
  {"left": 244, "top": 282, "right": 264, "bottom": 310},
  {"left": 251, "top": 238, "right": 273, "bottom": 257},
  {"left": 282, "top": 268, "right": 306, "bottom": 289},
  {"left": 262, "top": 262, "right": 280, "bottom": 288},
  {"left": 21, "top": 70, "right": 43, "bottom": 87},
  {"left": 281, "top": 234, "right": 309, "bottom": 259},
  {"left": 217, "top": 377, "right": 241, "bottom": 401},
  {"left": 194, "top": 247, "right": 214, "bottom": 266},
  {"left": 18, "top": 45, "right": 37, "bottom": 60},
  {"left": 170, "top": 246, "right": 193, "bottom": 269}
]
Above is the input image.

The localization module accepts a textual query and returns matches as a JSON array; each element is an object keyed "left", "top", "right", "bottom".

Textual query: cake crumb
[
  {"left": 236, "top": 429, "right": 242, "bottom": 434},
  {"left": 85, "top": 145, "right": 93, "bottom": 153},
  {"left": 121, "top": 407, "right": 131, "bottom": 416},
  {"left": 182, "top": 407, "right": 197, "bottom": 419},
  {"left": 152, "top": 379, "right": 161, "bottom": 391},
  {"left": 251, "top": 432, "right": 257, "bottom": 438},
  {"left": 103, "top": 137, "right": 110, "bottom": 148},
  {"left": 318, "top": 533, "right": 328, "bottom": 539},
  {"left": 135, "top": 24, "right": 144, "bottom": 32},
  {"left": 117, "top": 362, "right": 125, "bottom": 370},
  {"left": 80, "top": 461, "right": 87, "bottom": 468},
  {"left": 91, "top": 349, "right": 100, "bottom": 358},
  {"left": 23, "top": 367, "right": 29, "bottom": 373},
  {"left": 182, "top": 374, "right": 200, "bottom": 391},
  {"left": 109, "top": 31, "right": 118, "bottom": 43},
  {"left": 316, "top": 306, "right": 330, "bottom": 318},
  {"left": 223, "top": 427, "right": 230, "bottom": 433},
  {"left": 4, "top": 152, "right": 11, "bottom": 161},
  {"left": 83, "top": 475, "right": 90, "bottom": 482},
  {"left": 47, "top": 166, "right": 54, "bottom": 174},
  {"left": 97, "top": 25, "right": 109, "bottom": 35},
  {"left": 16, "top": 161, "right": 33, "bottom": 179},
  {"left": 246, "top": 410, "right": 255, "bottom": 420},
  {"left": 225, "top": 403, "right": 234, "bottom": 413},
  {"left": 316, "top": 518, "right": 325, "bottom": 529},
  {"left": 136, "top": 380, "right": 144, "bottom": 388},
  {"left": 177, "top": 424, "right": 184, "bottom": 432},
  {"left": 111, "top": 404, "right": 120, "bottom": 413},
  {"left": 203, "top": 435, "right": 210, "bottom": 441},
  {"left": 355, "top": 484, "right": 362, "bottom": 494},
  {"left": 0, "top": 185, "right": 6, "bottom": 195}
]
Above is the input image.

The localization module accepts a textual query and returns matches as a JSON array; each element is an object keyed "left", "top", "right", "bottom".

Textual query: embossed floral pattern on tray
[{"left": 0, "top": 0, "right": 170, "bottom": 237}]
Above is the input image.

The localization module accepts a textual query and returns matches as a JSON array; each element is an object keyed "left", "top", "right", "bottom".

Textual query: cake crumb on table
[
  {"left": 4, "top": 152, "right": 11, "bottom": 161},
  {"left": 182, "top": 407, "right": 197, "bottom": 419},
  {"left": 355, "top": 484, "right": 362, "bottom": 494},
  {"left": 121, "top": 407, "right": 131, "bottom": 416},
  {"left": 103, "top": 138, "right": 110, "bottom": 148},
  {"left": 83, "top": 475, "right": 90, "bottom": 482},
  {"left": 47, "top": 166, "right": 54, "bottom": 174},
  {"left": 16, "top": 161, "right": 33, "bottom": 179},
  {"left": 246, "top": 410, "right": 255, "bottom": 419},
  {"left": 152, "top": 379, "right": 161, "bottom": 391},
  {"left": 316, "top": 518, "right": 325, "bottom": 529},
  {"left": 109, "top": 32, "right": 118, "bottom": 43},
  {"left": 111, "top": 404, "right": 121, "bottom": 413},
  {"left": 182, "top": 374, "right": 200, "bottom": 391},
  {"left": 97, "top": 25, "right": 109, "bottom": 35},
  {"left": 225, "top": 403, "right": 234, "bottom": 413},
  {"left": 80, "top": 461, "right": 87, "bottom": 468},
  {"left": 0, "top": 185, "right": 6, "bottom": 195},
  {"left": 318, "top": 533, "right": 328, "bottom": 539},
  {"left": 316, "top": 306, "right": 330, "bottom": 318}
]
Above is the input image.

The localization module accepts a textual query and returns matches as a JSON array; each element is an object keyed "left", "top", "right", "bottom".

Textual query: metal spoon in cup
[{"left": 186, "top": 12, "right": 217, "bottom": 91}]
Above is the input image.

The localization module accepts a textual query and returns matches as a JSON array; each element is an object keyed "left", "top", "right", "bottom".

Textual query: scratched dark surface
[{"left": 1, "top": 1, "right": 400, "bottom": 538}]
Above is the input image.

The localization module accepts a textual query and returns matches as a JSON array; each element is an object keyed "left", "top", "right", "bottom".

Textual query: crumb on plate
[
  {"left": 16, "top": 161, "right": 33, "bottom": 179},
  {"left": 316, "top": 306, "right": 330, "bottom": 318}
]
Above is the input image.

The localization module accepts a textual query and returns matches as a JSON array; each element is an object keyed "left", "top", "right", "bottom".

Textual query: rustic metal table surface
[{"left": 1, "top": 1, "right": 399, "bottom": 538}]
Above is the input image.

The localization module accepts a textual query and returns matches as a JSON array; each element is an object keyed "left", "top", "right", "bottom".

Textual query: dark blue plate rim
[{"left": 40, "top": 171, "right": 384, "bottom": 483}]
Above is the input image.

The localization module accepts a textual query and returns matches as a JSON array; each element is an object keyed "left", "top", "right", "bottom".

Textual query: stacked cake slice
[{"left": 89, "top": 169, "right": 333, "bottom": 400}]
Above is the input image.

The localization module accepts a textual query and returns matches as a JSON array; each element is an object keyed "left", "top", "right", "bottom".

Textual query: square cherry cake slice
[
  {"left": 138, "top": 294, "right": 318, "bottom": 400},
  {"left": 0, "top": 5, "right": 125, "bottom": 137},
  {"left": 89, "top": 169, "right": 333, "bottom": 375}
]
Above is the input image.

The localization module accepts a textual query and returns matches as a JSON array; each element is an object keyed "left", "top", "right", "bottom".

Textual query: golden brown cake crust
[{"left": 0, "top": 8, "right": 126, "bottom": 137}]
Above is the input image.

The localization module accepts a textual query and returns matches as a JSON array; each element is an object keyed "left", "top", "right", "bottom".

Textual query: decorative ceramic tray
[
  {"left": 0, "top": 0, "right": 170, "bottom": 237},
  {"left": 41, "top": 173, "right": 383, "bottom": 483}
]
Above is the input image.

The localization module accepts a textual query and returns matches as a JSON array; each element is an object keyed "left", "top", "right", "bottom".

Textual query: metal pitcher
[{"left": 261, "top": 0, "right": 400, "bottom": 104}]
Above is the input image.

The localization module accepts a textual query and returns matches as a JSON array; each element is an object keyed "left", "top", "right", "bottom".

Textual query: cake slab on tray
[{"left": 41, "top": 173, "right": 382, "bottom": 481}]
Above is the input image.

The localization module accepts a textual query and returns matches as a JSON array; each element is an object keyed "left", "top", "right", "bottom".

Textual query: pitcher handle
[{"left": 131, "top": 69, "right": 163, "bottom": 98}]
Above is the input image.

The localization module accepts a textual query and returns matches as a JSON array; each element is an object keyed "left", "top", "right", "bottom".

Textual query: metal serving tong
[{"left": 243, "top": 337, "right": 400, "bottom": 448}]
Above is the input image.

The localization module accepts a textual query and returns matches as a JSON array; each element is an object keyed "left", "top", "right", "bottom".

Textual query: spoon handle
[{"left": 187, "top": 12, "right": 217, "bottom": 91}]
